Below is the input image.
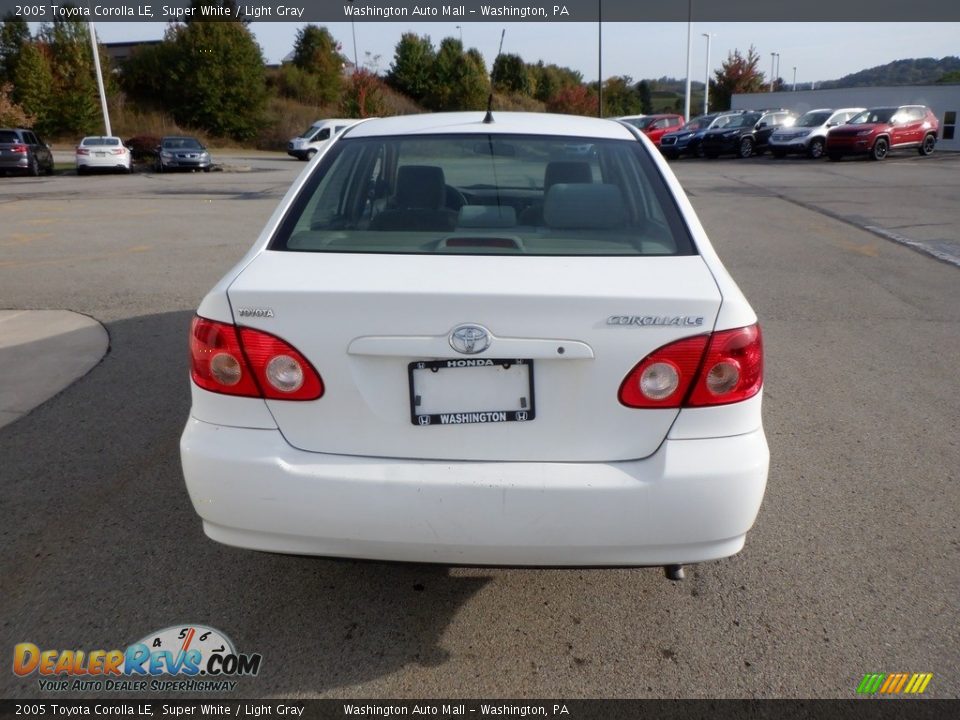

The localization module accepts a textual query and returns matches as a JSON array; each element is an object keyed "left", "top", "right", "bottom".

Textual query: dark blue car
[{"left": 659, "top": 112, "right": 741, "bottom": 159}]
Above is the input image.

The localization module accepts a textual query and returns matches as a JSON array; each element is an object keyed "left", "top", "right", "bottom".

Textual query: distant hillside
[{"left": 819, "top": 56, "right": 960, "bottom": 88}]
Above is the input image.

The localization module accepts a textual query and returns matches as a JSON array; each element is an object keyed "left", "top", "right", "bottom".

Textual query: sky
[{"left": 91, "top": 22, "right": 960, "bottom": 86}]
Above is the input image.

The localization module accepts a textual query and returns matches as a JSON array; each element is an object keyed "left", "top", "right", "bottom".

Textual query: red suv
[
  {"left": 826, "top": 106, "right": 938, "bottom": 161},
  {"left": 620, "top": 114, "right": 686, "bottom": 146}
]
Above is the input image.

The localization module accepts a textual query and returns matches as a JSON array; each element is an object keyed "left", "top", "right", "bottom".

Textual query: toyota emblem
[{"left": 449, "top": 325, "right": 491, "bottom": 355}]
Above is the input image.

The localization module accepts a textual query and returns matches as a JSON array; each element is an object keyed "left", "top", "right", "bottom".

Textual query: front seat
[
  {"left": 518, "top": 160, "right": 594, "bottom": 226},
  {"left": 370, "top": 165, "right": 457, "bottom": 232}
]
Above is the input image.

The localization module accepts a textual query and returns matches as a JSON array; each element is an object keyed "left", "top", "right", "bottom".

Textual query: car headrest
[
  {"left": 543, "top": 184, "right": 627, "bottom": 230},
  {"left": 395, "top": 165, "right": 446, "bottom": 210},
  {"left": 544, "top": 161, "right": 593, "bottom": 190}
]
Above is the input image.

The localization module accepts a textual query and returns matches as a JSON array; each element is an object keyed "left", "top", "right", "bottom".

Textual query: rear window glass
[
  {"left": 0, "top": 131, "right": 20, "bottom": 143},
  {"left": 270, "top": 134, "right": 695, "bottom": 257},
  {"left": 82, "top": 137, "right": 121, "bottom": 146}
]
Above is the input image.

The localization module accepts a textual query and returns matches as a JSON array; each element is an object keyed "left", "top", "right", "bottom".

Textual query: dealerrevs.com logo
[{"left": 13, "top": 625, "right": 262, "bottom": 693}]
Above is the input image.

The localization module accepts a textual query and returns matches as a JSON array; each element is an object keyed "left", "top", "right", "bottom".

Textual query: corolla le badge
[{"left": 449, "top": 325, "right": 491, "bottom": 355}]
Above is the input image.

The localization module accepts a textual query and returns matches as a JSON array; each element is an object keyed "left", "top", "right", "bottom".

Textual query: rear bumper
[
  {"left": 180, "top": 419, "right": 769, "bottom": 566},
  {"left": 77, "top": 155, "right": 131, "bottom": 169}
]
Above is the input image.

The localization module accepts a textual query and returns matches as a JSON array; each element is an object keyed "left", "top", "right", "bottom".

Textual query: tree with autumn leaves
[{"left": 710, "top": 45, "right": 767, "bottom": 111}]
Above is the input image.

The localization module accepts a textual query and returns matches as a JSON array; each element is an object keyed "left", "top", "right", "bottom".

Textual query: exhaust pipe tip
[{"left": 664, "top": 564, "right": 685, "bottom": 581}]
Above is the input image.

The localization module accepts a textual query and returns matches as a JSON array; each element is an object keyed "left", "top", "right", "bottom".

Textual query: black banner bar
[
  {"left": 2, "top": 700, "right": 960, "bottom": 720},
  {"left": 1, "top": 0, "right": 960, "bottom": 23}
]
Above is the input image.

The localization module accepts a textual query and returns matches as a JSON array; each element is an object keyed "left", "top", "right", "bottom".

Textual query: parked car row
[
  {"left": 654, "top": 104, "right": 940, "bottom": 162},
  {"left": 0, "top": 128, "right": 214, "bottom": 177}
]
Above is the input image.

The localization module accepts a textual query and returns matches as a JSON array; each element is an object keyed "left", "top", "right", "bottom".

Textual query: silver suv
[{"left": 769, "top": 108, "right": 865, "bottom": 159}]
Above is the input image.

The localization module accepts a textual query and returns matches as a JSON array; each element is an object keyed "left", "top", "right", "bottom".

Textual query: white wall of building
[{"left": 732, "top": 85, "right": 960, "bottom": 151}]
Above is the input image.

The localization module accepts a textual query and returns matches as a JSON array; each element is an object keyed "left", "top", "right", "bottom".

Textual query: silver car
[
  {"left": 156, "top": 136, "right": 213, "bottom": 173},
  {"left": 769, "top": 108, "right": 865, "bottom": 159}
]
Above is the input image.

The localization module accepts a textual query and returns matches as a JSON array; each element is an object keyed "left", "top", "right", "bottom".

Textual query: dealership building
[{"left": 732, "top": 85, "right": 960, "bottom": 151}]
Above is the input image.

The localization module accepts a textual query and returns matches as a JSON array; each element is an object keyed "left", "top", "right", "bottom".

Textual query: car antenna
[{"left": 483, "top": 29, "right": 506, "bottom": 124}]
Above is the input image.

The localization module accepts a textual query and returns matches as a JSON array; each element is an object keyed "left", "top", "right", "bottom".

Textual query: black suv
[
  {"left": 0, "top": 128, "right": 54, "bottom": 176},
  {"left": 700, "top": 110, "right": 796, "bottom": 159}
]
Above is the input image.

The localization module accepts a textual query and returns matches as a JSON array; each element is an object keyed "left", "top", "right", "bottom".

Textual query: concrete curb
[{"left": 0, "top": 310, "right": 109, "bottom": 430}]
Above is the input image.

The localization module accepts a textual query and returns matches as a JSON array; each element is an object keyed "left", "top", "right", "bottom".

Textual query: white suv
[
  {"left": 769, "top": 107, "right": 865, "bottom": 159},
  {"left": 181, "top": 112, "right": 769, "bottom": 577}
]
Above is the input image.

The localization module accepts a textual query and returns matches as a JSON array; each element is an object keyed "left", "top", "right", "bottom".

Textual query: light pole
[
  {"left": 597, "top": 0, "right": 604, "bottom": 117},
  {"left": 774, "top": 53, "right": 781, "bottom": 90},
  {"left": 770, "top": 52, "right": 776, "bottom": 92},
  {"left": 347, "top": 0, "right": 358, "bottom": 70},
  {"left": 683, "top": 0, "right": 692, "bottom": 121},
  {"left": 87, "top": 22, "right": 111, "bottom": 136},
  {"left": 456, "top": 25, "right": 462, "bottom": 42},
  {"left": 701, "top": 32, "right": 712, "bottom": 115},
  {"left": 792, "top": 66, "right": 797, "bottom": 91}
]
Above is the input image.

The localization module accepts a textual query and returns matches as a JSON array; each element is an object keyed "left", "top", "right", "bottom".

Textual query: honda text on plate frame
[{"left": 180, "top": 112, "right": 769, "bottom": 573}]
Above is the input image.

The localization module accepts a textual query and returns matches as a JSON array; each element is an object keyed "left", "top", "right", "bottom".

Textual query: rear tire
[
  {"left": 807, "top": 138, "right": 825, "bottom": 159},
  {"left": 738, "top": 137, "right": 754, "bottom": 159},
  {"left": 870, "top": 137, "right": 888, "bottom": 161},
  {"left": 918, "top": 133, "right": 936, "bottom": 156},
  {"left": 28, "top": 156, "right": 39, "bottom": 177}
]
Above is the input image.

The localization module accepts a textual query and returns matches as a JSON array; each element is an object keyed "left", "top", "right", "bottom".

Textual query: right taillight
[
  {"left": 618, "top": 324, "right": 762, "bottom": 409},
  {"left": 189, "top": 316, "right": 323, "bottom": 401},
  {"left": 686, "top": 325, "right": 763, "bottom": 406}
]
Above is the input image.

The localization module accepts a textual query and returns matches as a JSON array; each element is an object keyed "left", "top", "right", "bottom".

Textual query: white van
[{"left": 287, "top": 119, "right": 356, "bottom": 160}]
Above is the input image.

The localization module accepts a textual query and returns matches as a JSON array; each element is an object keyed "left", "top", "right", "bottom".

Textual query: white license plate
[
  {"left": 95, "top": 152, "right": 106, "bottom": 157},
  {"left": 409, "top": 359, "right": 535, "bottom": 426}
]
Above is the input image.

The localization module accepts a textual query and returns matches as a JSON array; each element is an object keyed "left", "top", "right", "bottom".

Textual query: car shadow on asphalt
[{"left": 0, "top": 309, "right": 491, "bottom": 697}]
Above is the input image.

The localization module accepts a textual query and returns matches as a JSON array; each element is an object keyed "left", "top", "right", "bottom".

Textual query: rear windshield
[
  {"left": 850, "top": 109, "right": 896, "bottom": 124},
  {"left": 82, "top": 137, "right": 121, "bottom": 146},
  {"left": 270, "top": 134, "right": 695, "bottom": 257},
  {"left": 0, "top": 130, "right": 20, "bottom": 143}
]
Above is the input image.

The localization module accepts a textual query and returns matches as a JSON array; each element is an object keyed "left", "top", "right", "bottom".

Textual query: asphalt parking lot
[{"left": 1, "top": 150, "right": 958, "bottom": 699}]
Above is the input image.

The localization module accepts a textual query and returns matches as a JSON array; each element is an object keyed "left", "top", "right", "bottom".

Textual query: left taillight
[{"left": 189, "top": 316, "right": 323, "bottom": 401}]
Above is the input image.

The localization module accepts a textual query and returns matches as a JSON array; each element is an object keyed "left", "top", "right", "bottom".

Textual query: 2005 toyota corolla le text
[{"left": 179, "top": 111, "right": 769, "bottom": 579}]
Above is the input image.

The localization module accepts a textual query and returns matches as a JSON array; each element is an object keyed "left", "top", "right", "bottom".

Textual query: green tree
[
  {"left": 163, "top": 20, "right": 268, "bottom": 140},
  {"left": 530, "top": 62, "right": 582, "bottom": 103},
  {"left": 636, "top": 80, "right": 653, "bottom": 114},
  {"left": 937, "top": 70, "right": 960, "bottom": 83},
  {"left": 0, "top": 14, "right": 30, "bottom": 84},
  {"left": 601, "top": 76, "right": 640, "bottom": 116},
  {"left": 118, "top": 42, "right": 177, "bottom": 109},
  {"left": 13, "top": 41, "right": 55, "bottom": 133},
  {"left": 285, "top": 25, "right": 344, "bottom": 104},
  {"left": 491, "top": 53, "right": 530, "bottom": 95},
  {"left": 426, "top": 39, "right": 488, "bottom": 111},
  {"left": 386, "top": 33, "right": 435, "bottom": 102},
  {"left": 711, "top": 45, "right": 766, "bottom": 111},
  {"left": 36, "top": 19, "right": 104, "bottom": 135}
]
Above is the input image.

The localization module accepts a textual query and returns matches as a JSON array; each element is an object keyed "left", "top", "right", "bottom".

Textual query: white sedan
[
  {"left": 75, "top": 136, "right": 131, "bottom": 174},
  {"left": 180, "top": 112, "right": 769, "bottom": 577}
]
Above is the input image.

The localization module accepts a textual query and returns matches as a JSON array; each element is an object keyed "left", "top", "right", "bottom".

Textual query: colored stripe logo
[{"left": 857, "top": 673, "right": 933, "bottom": 694}]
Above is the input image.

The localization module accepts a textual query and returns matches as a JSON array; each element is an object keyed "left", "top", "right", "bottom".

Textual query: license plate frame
[{"left": 409, "top": 358, "right": 535, "bottom": 427}]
